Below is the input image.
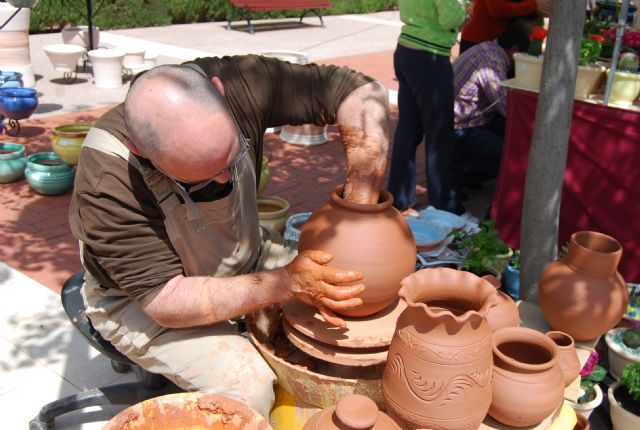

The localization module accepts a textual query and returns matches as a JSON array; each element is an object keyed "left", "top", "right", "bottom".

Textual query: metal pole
[
  {"left": 603, "top": 0, "right": 630, "bottom": 105},
  {"left": 86, "top": 0, "right": 94, "bottom": 51}
]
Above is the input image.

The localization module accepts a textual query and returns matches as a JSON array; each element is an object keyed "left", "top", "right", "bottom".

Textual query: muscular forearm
[
  {"left": 338, "top": 80, "right": 390, "bottom": 204},
  {"left": 142, "top": 270, "right": 293, "bottom": 328}
]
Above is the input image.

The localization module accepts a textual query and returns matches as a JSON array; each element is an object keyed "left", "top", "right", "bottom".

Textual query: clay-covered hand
[
  {"left": 284, "top": 250, "right": 365, "bottom": 328},
  {"left": 536, "top": 0, "right": 551, "bottom": 16}
]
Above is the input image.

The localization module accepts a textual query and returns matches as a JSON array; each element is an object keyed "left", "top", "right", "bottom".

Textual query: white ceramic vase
[
  {"left": 608, "top": 381, "right": 640, "bottom": 430},
  {"left": 0, "top": 2, "right": 34, "bottom": 87},
  {"left": 569, "top": 384, "right": 603, "bottom": 419},
  {"left": 513, "top": 52, "right": 543, "bottom": 92},
  {"left": 606, "top": 328, "right": 640, "bottom": 380},
  {"left": 62, "top": 26, "right": 100, "bottom": 50},
  {"left": 575, "top": 64, "right": 606, "bottom": 99},
  {"left": 88, "top": 49, "right": 125, "bottom": 89},
  {"left": 43, "top": 44, "right": 85, "bottom": 73}
]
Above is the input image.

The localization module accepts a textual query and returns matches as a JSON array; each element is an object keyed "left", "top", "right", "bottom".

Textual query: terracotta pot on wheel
[
  {"left": 539, "top": 231, "right": 628, "bottom": 341},
  {"left": 298, "top": 185, "right": 416, "bottom": 317},
  {"left": 382, "top": 268, "right": 498, "bottom": 430}
]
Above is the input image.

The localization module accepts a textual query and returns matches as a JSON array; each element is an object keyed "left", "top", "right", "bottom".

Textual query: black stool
[{"left": 30, "top": 270, "right": 180, "bottom": 430}]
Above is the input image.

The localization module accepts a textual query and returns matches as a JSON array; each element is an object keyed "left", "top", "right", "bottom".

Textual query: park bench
[{"left": 226, "top": 0, "right": 332, "bottom": 34}]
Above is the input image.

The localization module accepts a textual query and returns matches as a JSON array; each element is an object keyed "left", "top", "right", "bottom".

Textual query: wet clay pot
[
  {"left": 102, "top": 392, "right": 272, "bottom": 429},
  {"left": 489, "top": 326, "right": 565, "bottom": 427},
  {"left": 298, "top": 185, "right": 416, "bottom": 317},
  {"left": 381, "top": 268, "right": 498, "bottom": 430},
  {"left": 482, "top": 274, "right": 520, "bottom": 331},
  {"left": 539, "top": 231, "right": 628, "bottom": 341},
  {"left": 546, "top": 330, "right": 581, "bottom": 387},
  {"left": 302, "top": 394, "right": 401, "bottom": 430}
]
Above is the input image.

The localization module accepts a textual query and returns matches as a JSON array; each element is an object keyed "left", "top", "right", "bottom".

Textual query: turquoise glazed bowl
[
  {"left": 25, "top": 152, "right": 75, "bottom": 195},
  {"left": 0, "top": 142, "right": 26, "bottom": 183}
]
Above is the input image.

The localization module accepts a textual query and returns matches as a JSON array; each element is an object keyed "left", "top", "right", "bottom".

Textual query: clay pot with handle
[{"left": 546, "top": 330, "right": 581, "bottom": 387}]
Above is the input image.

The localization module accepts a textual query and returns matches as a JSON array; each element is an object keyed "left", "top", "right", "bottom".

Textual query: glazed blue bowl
[
  {"left": 0, "top": 87, "right": 38, "bottom": 120},
  {"left": 0, "top": 71, "right": 24, "bottom": 89}
]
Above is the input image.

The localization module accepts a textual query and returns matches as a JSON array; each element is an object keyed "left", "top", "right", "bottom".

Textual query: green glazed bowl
[
  {"left": 0, "top": 142, "right": 26, "bottom": 183},
  {"left": 25, "top": 152, "right": 75, "bottom": 195}
]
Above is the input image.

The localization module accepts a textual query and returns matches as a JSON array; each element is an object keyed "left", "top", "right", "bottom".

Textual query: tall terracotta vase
[
  {"left": 298, "top": 185, "right": 416, "bottom": 317},
  {"left": 381, "top": 268, "right": 498, "bottom": 430},
  {"left": 539, "top": 231, "right": 628, "bottom": 341},
  {"left": 489, "top": 327, "right": 565, "bottom": 427}
]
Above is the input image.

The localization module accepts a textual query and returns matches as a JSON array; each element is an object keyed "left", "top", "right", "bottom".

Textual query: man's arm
[
  {"left": 143, "top": 250, "right": 365, "bottom": 328},
  {"left": 337, "top": 80, "right": 390, "bottom": 205}
]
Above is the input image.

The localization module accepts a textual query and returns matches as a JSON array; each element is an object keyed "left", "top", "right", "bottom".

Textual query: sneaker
[{"left": 402, "top": 207, "right": 420, "bottom": 218}]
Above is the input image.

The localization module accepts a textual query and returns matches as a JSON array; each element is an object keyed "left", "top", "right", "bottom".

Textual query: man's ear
[
  {"left": 126, "top": 139, "right": 144, "bottom": 157},
  {"left": 211, "top": 76, "right": 225, "bottom": 96}
]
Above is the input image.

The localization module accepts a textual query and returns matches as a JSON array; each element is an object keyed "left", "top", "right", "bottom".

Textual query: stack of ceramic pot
[
  {"left": 0, "top": 2, "right": 35, "bottom": 87},
  {"left": 282, "top": 185, "right": 417, "bottom": 368}
]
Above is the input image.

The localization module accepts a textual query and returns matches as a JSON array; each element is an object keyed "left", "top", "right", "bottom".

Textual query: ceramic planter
[
  {"left": 0, "top": 3, "right": 35, "bottom": 87},
  {"left": 51, "top": 123, "right": 91, "bottom": 165},
  {"left": 25, "top": 152, "right": 75, "bottom": 195},
  {"left": 382, "top": 268, "right": 498, "bottom": 430},
  {"left": 88, "top": 49, "right": 125, "bottom": 89},
  {"left": 513, "top": 52, "right": 543, "bottom": 91},
  {"left": 606, "top": 70, "right": 640, "bottom": 106},
  {"left": 122, "top": 47, "right": 146, "bottom": 71},
  {"left": 539, "top": 231, "right": 628, "bottom": 341},
  {"left": 43, "top": 44, "right": 85, "bottom": 73},
  {"left": 608, "top": 381, "right": 640, "bottom": 430},
  {"left": 0, "top": 70, "right": 23, "bottom": 88},
  {"left": 489, "top": 327, "right": 565, "bottom": 427},
  {"left": 0, "top": 87, "right": 37, "bottom": 119},
  {"left": 62, "top": 26, "right": 100, "bottom": 50},
  {"left": 0, "top": 142, "right": 26, "bottom": 183},
  {"left": 575, "top": 64, "right": 605, "bottom": 99},
  {"left": 570, "top": 384, "right": 603, "bottom": 419},
  {"left": 6, "top": 0, "right": 39, "bottom": 7},
  {"left": 503, "top": 263, "right": 520, "bottom": 300},
  {"left": 299, "top": 185, "right": 416, "bottom": 317},
  {"left": 257, "top": 195, "right": 290, "bottom": 235},
  {"left": 280, "top": 124, "right": 328, "bottom": 146},
  {"left": 546, "top": 330, "right": 581, "bottom": 387},
  {"left": 605, "top": 328, "right": 640, "bottom": 380}
]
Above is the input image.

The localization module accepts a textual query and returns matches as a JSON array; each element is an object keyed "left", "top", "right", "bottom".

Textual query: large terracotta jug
[
  {"left": 381, "top": 268, "right": 498, "bottom": 430},
  {"left": 539, "top": 231, "right": 628, "bottom": 341},
  {"left": 489, "top": 327, "right": 565, "bottom": 427},
  {"left": 298, "top": 185, "right": 416, "bottom": 317}
]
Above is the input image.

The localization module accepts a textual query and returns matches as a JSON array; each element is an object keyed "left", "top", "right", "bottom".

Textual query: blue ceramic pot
[
  {"left": 0, "top": 142, "right": 26, "bottom": 183},
  {"left": 25, "top": 152, "right": 75, "bottom": 195},
  {"left": 503, "top": 264, "right": 520, "bottom": 300},
  {"left": 0, "top": 87, "right": 38, "bottom": 120},
  {"left": 0, "top": 71, "right": 24, "bottom": 88}
]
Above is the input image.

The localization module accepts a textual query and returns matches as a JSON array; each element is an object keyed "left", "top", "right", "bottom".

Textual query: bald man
[{"left": 69, "top": 55, "right": 390, "bottom": 416}]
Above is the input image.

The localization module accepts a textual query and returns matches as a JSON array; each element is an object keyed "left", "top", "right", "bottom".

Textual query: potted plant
[
  {"left": 608, "top": 361, "right": 640, "bottom": 430},
  {"left": 607, "top": 52, "right": 640, "bottom": 106},
  {"left": 503, "top": 249, "right": 520, "bottom": 300},
  {"left": 575, "top": 35, "right": 607, "bottom": 99},
  {"left": 452, "top": 220, "right": 512, "bottom": 278},
  {"left": 513, "top": 26, "right": 547, "bottom": 91},
  {"left": 606, "top": 326, "right": 640, "bottom": 380},
  {"left": 569, "top": 350, "right": 606, "bottom": 419}
]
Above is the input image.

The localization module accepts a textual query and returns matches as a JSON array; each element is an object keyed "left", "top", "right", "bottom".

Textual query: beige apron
[{"left": 75, "top": 128, "right": 297, "bottom": 417}]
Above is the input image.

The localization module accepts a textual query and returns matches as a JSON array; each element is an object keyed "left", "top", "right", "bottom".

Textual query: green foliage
[
  {"left": 620, "top": 361, "right": 640, "bottom": 402},
  {"left": 509, "top": 249, "right": 520, "bottom": 270},
  {"left": 578, "top": 364, "right": 606, "bottom": 403},
  {"left": 579, "top": 38, "right": 603, "bottom": 66},
  {"left": 528, "top": 40, "right": 543, "bottom": 57},
  {"left": 453, "top": 220, "right": 510, "bottom": 276},
  {"left": 28, "top": 0, "right": 398, "bottom": 33},
  {"left": 623, "top": 328, "right": 640, "bottom": 349}
]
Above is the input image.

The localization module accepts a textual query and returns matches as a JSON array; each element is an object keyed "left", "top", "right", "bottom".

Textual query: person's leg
[
  {"left": 387, "top": 45, "right": 424, "bottom": 211},
  {"left": 455, "top": 126, "right": 503, "bottom": 186}
]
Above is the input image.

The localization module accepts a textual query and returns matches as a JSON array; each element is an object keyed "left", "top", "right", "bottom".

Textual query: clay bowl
[{"left": 102, "top": 392, "right": 272, "bottom": 429}]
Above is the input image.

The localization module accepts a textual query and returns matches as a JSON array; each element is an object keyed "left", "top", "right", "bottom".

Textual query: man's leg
[{"left": 455, "top": 126, "right": 503, "bottom": 186}]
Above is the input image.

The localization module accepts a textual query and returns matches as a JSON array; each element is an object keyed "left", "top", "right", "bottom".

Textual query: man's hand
[
  {"left": 284, "top": 250, "right": 365, "bottom": 328},
  {"left": 536, "top": 0, "right": 551, "bottom": 16}
]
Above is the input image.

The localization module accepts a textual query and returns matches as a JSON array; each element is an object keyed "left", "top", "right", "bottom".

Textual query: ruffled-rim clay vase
[
  {"left": 302, "top": 394, "right": 400, "bottom": 430},
  {"left": 546, "top": 330, "right": 581, "bottom": 387},
  {"left": 539, "top": 231, "right": 628, "bottom": 341},
  {"left": 298, "top": 185, "right": 416, "bottom": 317},
  {"left": 382, "top": 268, "right": 498, "bottom": 430},
  {"left": 489, "top": 326, "right": 565, "bottom": 427}
]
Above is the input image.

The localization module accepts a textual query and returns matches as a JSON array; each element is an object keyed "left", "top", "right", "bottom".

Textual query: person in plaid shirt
[{"left": 452, "top": 19, "right": 532, "bottom": 196}]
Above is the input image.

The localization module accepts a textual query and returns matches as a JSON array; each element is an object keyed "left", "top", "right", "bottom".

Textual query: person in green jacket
[{"left": 387, "top": 0, "right": 468, "bottom": 216}]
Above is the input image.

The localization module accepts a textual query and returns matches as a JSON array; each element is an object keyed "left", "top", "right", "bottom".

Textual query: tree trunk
[{"left": 519, "top": 1, "right": 586, "bottom": 304}]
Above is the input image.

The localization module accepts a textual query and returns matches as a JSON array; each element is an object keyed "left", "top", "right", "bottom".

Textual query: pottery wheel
[
  {"left": 283, "top": 319, "right": 389, "bottom": 367},
  {"left": 282, "top": 298, "right": 406, "bottom": 349}
]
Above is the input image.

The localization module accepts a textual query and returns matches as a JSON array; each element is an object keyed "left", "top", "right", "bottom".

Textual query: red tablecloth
[{"left": 491, "top": 89, "right": 640, "bottom": 283}]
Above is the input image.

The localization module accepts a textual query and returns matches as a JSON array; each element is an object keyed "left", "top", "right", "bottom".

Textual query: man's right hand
[
  {"left": 536, "top": 0, "right": 551, "bottom": 16},
  {"left": 284, "top": 250, "right": 365, "bottom": 328}
]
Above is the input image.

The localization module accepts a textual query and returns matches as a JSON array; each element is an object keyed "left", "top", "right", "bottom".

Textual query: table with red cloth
[{"left": 491, "top": 87, "right": 640, "bottom": 283}]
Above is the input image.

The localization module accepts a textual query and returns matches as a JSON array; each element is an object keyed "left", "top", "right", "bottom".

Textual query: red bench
[{"left": 226, "top": 0, "right": 332, "bottom": 34}]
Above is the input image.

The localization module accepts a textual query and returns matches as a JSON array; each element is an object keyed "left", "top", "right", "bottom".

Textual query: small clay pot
[
  {"left": 482, "top": 274, "right": 519, "bottom": 331},
  {"left": 489, "top": 326, "right": 565, "bottom": 427},
  {"left": 302, "top": 394, "right": 400, "bottom": 430},
  {"left": 546, "top": 330, "right": 581, "bottom": 387}
]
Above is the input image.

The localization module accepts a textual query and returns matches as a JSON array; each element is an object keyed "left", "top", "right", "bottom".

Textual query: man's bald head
[{"left": 124, "top": 64, "right": 228, "bottom": 160}]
